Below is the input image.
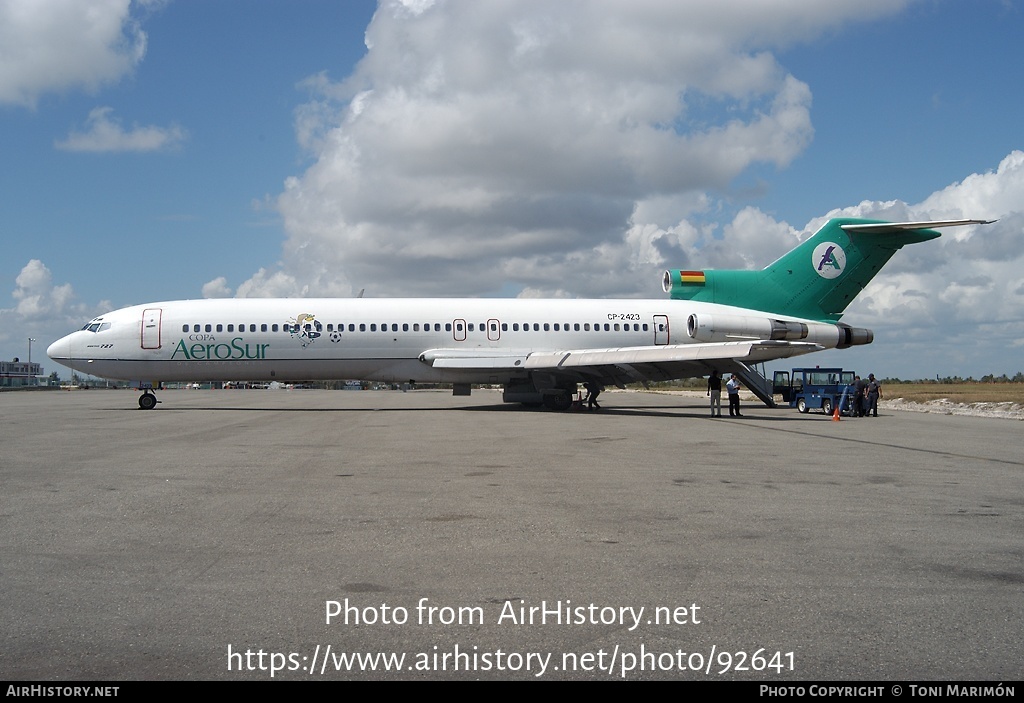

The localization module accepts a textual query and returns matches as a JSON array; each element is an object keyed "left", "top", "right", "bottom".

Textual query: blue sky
[{"left": 3, "top": 0, "right": 1023, "bottom": 381}]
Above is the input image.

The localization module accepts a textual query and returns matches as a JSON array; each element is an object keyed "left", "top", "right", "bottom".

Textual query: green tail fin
[{"left": 663, "top": 218, "right": 943, "bottom": 322}]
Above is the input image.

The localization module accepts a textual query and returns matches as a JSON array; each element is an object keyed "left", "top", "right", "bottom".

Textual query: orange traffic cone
[{"left": 832, "top": 402, "right": 841, "bottom": 422}]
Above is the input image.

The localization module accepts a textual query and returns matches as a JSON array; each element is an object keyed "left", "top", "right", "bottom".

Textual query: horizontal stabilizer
[{"left": 840, "top": 219, "right": 995, "bottom": 234}]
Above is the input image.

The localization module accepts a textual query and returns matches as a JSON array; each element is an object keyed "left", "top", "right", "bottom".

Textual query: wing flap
[{"left": 525, "top": 340, "right": 820, "bottom": 370}]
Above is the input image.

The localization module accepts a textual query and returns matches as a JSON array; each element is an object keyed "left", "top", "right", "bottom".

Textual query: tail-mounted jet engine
[{"left": 686, "top": 313, "right": 872, "bottom": 349}]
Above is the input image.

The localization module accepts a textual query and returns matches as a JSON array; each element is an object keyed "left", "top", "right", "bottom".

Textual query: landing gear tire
[
  {"left": 822, "top": 398, "right": 833, "bottom": 416},
  {"left": 797, "top": 398, "right": 808, "bottom": 413},
  {"left": 139, "top": 392, "right": 158, "bottom": 410},
  {"left": 543, "top": 392, "right": 573, "bottom": 412}
]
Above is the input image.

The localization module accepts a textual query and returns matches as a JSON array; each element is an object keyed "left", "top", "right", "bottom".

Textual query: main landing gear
[
  {"left": 542, "top": 390, "right": 574, "bottom": 412},
  {"left": 138, "top": 390, "right": 159, "bottom": 410}
]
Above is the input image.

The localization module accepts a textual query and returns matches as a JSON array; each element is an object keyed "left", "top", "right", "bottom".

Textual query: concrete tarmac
[{"left": 1, "top": 388, "right": 1021, "bottom": 680}]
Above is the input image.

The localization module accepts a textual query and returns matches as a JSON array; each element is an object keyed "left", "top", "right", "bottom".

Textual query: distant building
[{"left": 1, "top": 359, "right": 42, "bottom": 387}]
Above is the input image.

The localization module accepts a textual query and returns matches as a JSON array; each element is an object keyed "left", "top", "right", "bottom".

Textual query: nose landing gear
[{"left": 138, "top": 390, "right": 159, "bottom": 410}]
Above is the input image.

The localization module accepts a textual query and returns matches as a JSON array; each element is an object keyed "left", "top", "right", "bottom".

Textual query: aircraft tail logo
[{"left": 813, "top": 242, "right": 846, "bottom": 279}]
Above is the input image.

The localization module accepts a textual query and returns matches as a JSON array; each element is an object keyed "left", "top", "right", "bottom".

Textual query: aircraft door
[
  {"left": 654, "top": 314, "right": 670, "bottom": 345},
  {"left": 453, "top": 319, "right": 467, "bottom": 342},
  {"left": 486, "top": 318, "right": 500, "bottom": 342},
  {"left": 141, "top": 308, "right": 162, "bottom": 349}
]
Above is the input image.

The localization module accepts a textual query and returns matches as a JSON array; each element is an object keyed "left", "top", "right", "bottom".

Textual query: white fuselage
[{"left": 46, "top": 297, "right": 827, "bottom": 385}]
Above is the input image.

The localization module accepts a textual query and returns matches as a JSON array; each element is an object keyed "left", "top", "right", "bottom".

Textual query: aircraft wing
[{"left": 421, "top": 340, "right": 820, "bottom": 387}]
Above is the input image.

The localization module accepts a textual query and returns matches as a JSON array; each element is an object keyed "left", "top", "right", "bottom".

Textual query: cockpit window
[{"left": 81, "top": 322, "right": 111, "bottom": 333}]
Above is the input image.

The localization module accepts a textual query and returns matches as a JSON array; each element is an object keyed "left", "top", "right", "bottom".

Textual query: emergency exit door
[
  {"left": 654, "top": 314, "right": 670, "bottom": 344},
  {"left": 141, "top": 308, "right": 162, "bottom": 349}
]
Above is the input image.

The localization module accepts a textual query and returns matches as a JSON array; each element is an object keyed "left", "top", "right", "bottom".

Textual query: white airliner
[{"left": 47, "top": 218, "right": 991, "bottom": 410}]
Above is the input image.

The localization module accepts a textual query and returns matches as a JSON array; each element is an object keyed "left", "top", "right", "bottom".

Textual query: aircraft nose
[{"left": 47, "top": 335, "right": 72, "bottom": 362}]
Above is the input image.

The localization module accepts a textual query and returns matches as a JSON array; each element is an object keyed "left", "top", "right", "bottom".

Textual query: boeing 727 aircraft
[{"left": 47, "top": 218, "right": 990, "bottom": 410}]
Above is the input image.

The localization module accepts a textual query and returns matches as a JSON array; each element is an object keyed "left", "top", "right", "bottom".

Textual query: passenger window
[
  {"left": 216, "top": 324, "right": 223, "bottom": 332},
  {"left": 261, "top": 324, "right": 268, "bottom": 332},
  {"left": 182, "top": 325, "right": 189, "bottom": 333},
  {"left": 194, "top": 324, "right": 201, "bottom": 333},
  {"left": 272, "top": 324, "right": 279, "bottom": 332},
  {"left": 205, "top": 324, "right": 212, "bottom": 333}
]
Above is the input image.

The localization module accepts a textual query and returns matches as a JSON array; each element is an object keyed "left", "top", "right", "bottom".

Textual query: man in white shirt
[{"left": 726, "top": 375, "right": 743, "bottom": 417}]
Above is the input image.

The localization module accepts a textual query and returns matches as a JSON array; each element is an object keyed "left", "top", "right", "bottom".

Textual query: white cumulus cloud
[
  {"left": 55, "top": 106, "right": 187, "bottom": 153},
  {"left": 201, "top": 277, "right": 233, "bottom": 299},
  {"left": 230, "top": 0, "right": 910, "bottom": 300},
  {"left": 12, "top": 259, "right": 74, "bottom": 317},
  {"left": 0, "top": 260, "right": 110, "bottom": 367},
  {"left": 0, "top": 0, "right": 147, "bottom": 108}
]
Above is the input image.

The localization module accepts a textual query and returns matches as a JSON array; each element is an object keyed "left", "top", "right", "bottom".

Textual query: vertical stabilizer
[{"left": 661, "top": 218, "right": 987, "bottom": 322}]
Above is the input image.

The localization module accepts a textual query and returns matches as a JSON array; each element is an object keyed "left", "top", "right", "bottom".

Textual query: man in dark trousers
[
  {"left": 853, "top": 375, "right": 867, "bottom": 417},
  {"left": 726, "top": 374, "right": 743, "bottom": 417},
  {"left": 707, "top": 370, "right": 722, "bottom": 417},
  {"left": 866, "top": 374, "right": 882, "bottom": 417}
]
